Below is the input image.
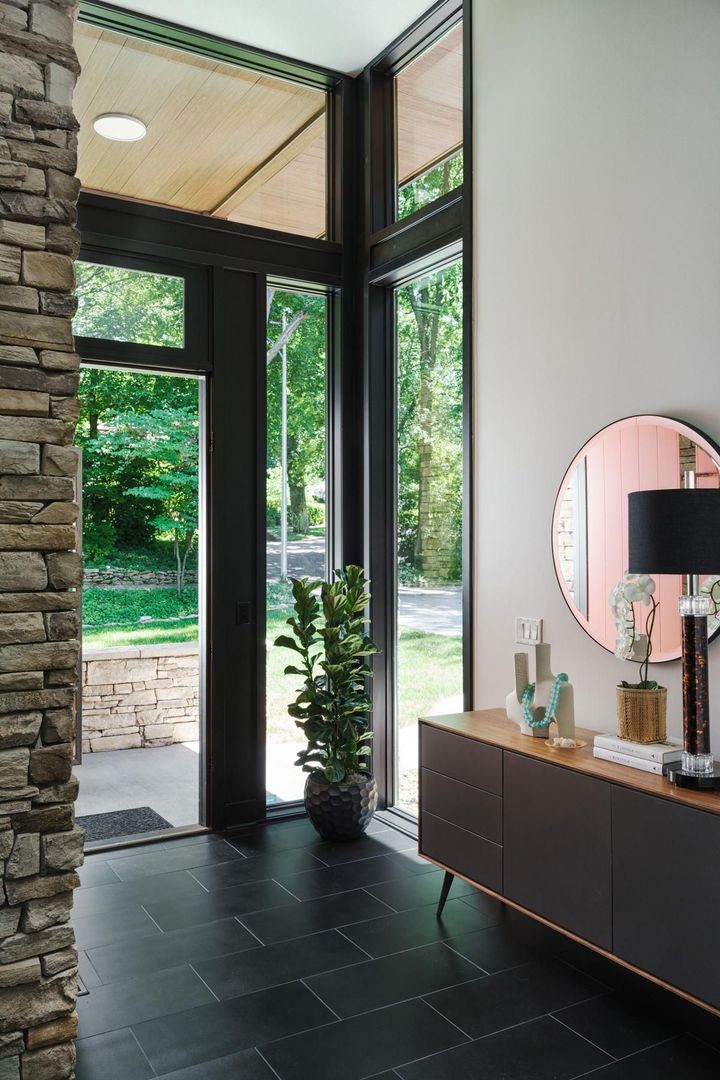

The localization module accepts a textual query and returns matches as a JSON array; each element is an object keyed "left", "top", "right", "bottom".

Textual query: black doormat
[{"left": 77, "top": 806, "right": 173, "bottom": 842}]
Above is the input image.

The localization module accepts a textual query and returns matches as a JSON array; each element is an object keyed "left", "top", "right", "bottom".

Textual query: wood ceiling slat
[
  {"left": 212, "top": 110, "right": 325, "bottom": 218},
  {"left": 168, "top": 75, "right": 320, "bottom": 211},
  {"left": 226, "top": 130, "right": 326, "bottom": 237}
]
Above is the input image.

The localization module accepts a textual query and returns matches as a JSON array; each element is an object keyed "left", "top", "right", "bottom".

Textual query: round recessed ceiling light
[{"left": 93, "top": 113, "right": 147, "bottom": 142}]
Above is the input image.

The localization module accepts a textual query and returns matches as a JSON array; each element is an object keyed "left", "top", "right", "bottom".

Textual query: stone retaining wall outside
[
  {"left": 81, "top": 642, "right": 199, "bottom": 752},
  {"left": 83, "top": 567, "right": 198, "bottom": 588}
]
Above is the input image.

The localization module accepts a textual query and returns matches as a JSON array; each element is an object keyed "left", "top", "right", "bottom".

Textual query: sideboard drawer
[
  {"left": 422, "top": 768, "right": 502, "bottom": 844},
  {"left": 420, "top": 724, "right": 503, "bottom": 795},
  {"left": 421, "top": 810, "right": 502, "bottom": 892}
]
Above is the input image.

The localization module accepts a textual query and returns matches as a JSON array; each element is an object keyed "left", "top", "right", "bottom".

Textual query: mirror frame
[{"left": 552, "top": 414, "right": 720, "bottom": 662}]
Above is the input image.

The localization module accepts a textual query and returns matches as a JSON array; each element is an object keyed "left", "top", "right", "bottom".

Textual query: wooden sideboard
[{"left": 418, "top": 709, "right": 720, "bottom": 1016}]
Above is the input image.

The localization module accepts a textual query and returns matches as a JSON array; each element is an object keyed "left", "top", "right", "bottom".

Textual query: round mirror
[{"left": 553, "top": 415, "right": 720, "bottom": 661}]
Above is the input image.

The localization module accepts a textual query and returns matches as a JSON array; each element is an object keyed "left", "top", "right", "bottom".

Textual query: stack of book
[{"left": 593, "top": 733, "right": 683, "bottom": 775}]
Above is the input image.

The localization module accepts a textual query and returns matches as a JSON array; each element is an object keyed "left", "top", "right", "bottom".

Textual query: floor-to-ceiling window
[
  {"left": 394, "top": 260, "right": 464, "bottom": 814},
  {"left": 366, "top": 1, "right": 470, "bottom": 821},
  {"left": 265, "top": 285, "right": 329, "bottom": 805}
]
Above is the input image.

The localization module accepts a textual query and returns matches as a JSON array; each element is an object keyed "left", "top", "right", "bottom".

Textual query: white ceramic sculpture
[{"left": 506, "top": 642, "right": 575, "bottom": 740}]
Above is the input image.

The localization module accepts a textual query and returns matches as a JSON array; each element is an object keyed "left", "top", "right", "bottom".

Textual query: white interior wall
[{"left": 472, "top": 0, "right": 720, "bottom": 742}]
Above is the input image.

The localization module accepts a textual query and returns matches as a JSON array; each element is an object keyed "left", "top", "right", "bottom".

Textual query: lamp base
[{"left": 666, "top": 765, "right": 720, "bottom": 791}]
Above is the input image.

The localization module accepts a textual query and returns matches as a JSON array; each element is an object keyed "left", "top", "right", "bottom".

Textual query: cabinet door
[
  {"left": 613, "top": 786, "right": 720, "bottom": 1010},
  {"left": 503, "top": 752, "right": 612, "bottom": 949}
]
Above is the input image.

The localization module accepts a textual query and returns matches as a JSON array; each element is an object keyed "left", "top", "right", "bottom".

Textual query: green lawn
[
  {"left": 266, "top": 609, "right": 462, "bottom": 742},
  {"left": 82, "top": 589, "right": 463, "bottom": 739},
  {"left": 82, "top": 586, "right": 198, "bottom": 649}
]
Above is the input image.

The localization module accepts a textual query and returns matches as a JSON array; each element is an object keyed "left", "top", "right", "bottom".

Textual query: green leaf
[{"left": 274, "top": 635, "right": 301, "bottom": 653}]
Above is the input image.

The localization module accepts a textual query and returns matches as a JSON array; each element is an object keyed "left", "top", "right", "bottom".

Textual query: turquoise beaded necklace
[{"left": 521, "top": 673, "right": 569, "bottom": 729}]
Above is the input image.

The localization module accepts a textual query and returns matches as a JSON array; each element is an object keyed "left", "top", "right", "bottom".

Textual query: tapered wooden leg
[{"left": 436, "top": 870, "right": 455, "bottom": 918}]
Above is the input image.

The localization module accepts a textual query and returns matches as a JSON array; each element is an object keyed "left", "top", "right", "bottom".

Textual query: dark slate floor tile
[
  {"left": 77, "top": 964, "right": 216, "bottom": 1039},
  {"left": 396, "top": 1014, "right": 611, "bottom": 1080},
  {"left": 260, "top": 998, "right": 467, "bottom": 1080},
  {"left": 144, "top": 878, "right": 300, "bottom": 932},
  {"left": 365, "top": 819, "right": 393, "bottom": 835},
  {"left": 584, "top": 1036, "right": 720, "bottom": 1078},
  {"left": 307, "top": 941, "right": 482, "bottom": 1018},
  {"left": 445, "top": 924, "right": 548, "bottom": 974},
  {"left": 155, "top": 1047, "right": 277, "bottom": 1079},
  {"left": 310, "top": 830, "right": 417, "bottom": 866},
  {"left": 195, "top": 928, "right": 365, "bottom": 1000},
  {"left": 76, "top": 1028, "right": 154, "bottom": 1080},
  {"left": 459, "top": 888, "right": 507, "bottom": 920},
  {"left": 553, "top": 992, "right": 681, "bottom": 1059},
  {"left": 426, "top": 958, "right": 604, "bottom": 1040},
  {"left": 72, "top": 869, "right": 206, "bottom": 918},
  {"left": 78, "top": 949, "right": 102, "bottom": 990},
  {"left": 366, "top": 870, "right": 476, "bottom": 912},
  {"left": 241, "top": 888, "right": 393, "bottom": 945},
  {"left": 73, "top": 904, "right": 162, "bottom": 951},
  {"left": 133, "top": 981, "right": 334, "bottom": 1075},
  {"left": 92, "top": 833, "right": 223, "bottom": 860},
  {"left": 556, "top": 939, "right": 626, "bottom": 989},
  {"left": 276, "top": 851, "right": 433, "bottom": 902},
  {"left": 340, "top": 897, "right": 497, "bottom": 958},
  {"left": 87, "top": 917, "right": 257, "bottom": 984},
  {"left": 226, "top": 820, "right": 329, "bottom": 857},
  {"left": 277, "top": 851, "right": 436, "bottom": 902},
  {"left": 107, "top": 840, "right": 245, "bottom": 881},
  {"left": 79, "top": 859, "right": 121, "bottom": 888},
  {"left": 191, "top": 847, "right": 325, "bottom": 891}
]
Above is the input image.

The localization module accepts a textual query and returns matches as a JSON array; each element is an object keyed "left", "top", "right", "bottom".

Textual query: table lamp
[{"left": 628, "top": 488, "right": 720, "bottom": 790}]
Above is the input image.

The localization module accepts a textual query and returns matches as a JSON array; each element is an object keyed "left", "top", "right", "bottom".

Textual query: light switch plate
[{"left": 515, "top": 617, "right": 543, "bottom": 645}]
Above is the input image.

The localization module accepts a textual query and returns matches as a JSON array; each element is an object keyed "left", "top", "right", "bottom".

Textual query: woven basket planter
[{"left": 616, "top": 685, "right": 667, "bottom": 744}]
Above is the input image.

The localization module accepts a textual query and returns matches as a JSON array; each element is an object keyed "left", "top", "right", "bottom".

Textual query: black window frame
[
  {"left": 74, "top": 248, "right": 210, "bottom": 373},
  {"left": 362, "top": 0, "right": 473, "bottom": 827}
]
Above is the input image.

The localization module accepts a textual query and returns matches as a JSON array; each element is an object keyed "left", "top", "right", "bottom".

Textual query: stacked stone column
[{"left": 0, "top": 3, "right": 82, "bottom": 1079}]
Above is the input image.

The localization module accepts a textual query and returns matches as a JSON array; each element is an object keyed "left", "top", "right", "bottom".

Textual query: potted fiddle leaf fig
[
  {"left": 275, "top": 565, "right": 379, "bottom": 840},
  {"left": 610, "top": 572, "right": 666, "bottom": 743}
]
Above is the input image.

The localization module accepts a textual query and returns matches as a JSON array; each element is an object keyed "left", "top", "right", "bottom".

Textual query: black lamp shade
[{"left": 628, "top": 489, "right": 720, "bottom": 574}]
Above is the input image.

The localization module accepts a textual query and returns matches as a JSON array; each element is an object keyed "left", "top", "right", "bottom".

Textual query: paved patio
[
  {"left": 75, "top": 743, "right": 201, "bottom": 830},
  {"left": 74, "top": 739, "right": 312, "bottom": 833}
]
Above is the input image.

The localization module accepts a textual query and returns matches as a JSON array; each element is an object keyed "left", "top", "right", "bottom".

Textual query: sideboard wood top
[{"left": 420, "top": 709, "right": 720, "bottom": 817}]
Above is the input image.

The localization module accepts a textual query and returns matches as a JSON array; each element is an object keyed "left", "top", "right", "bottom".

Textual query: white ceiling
[{"left": 108, "top": 0, "right": 435, "bottom": 74}]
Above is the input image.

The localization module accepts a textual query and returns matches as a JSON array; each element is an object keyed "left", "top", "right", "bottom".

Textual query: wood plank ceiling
[
  {"left": 74, "top": 18, "right": 463, "bottom": 236},
  {"left": 74, "top": 22, "right": 327, "bottom": 237}
]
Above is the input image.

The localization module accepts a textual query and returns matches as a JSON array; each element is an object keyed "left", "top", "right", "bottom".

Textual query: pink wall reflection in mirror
[{"left": 553, "top": 415, "right": 720, "bottom": 662}]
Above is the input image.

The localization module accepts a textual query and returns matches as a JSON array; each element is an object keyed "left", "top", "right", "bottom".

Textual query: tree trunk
[
  {"left": 173, "top": 530, "right": 181, "bottom": 596},
  {"left": 290, "top": 483, "right": 309, "bottom": 535},
  {"left": 178, "top": 528, "right": 195, "bottom": 593}
]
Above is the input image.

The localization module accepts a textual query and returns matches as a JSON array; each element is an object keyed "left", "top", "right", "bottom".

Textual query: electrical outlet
[{"left": 515, "top": 617, "right": 543, "bottom": 645}]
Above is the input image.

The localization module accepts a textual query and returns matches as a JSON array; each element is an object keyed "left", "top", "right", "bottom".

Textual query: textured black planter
[{"left": 304, "top": 773, "right": 378, "bottom": 841}]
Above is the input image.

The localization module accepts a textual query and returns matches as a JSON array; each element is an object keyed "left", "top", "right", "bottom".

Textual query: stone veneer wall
[
  {"left": 0, "top": 3, "right": 82, "bottom": 1079},
  {"left": 81, "top": 643, "right": 199, "bottom": 752}
]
